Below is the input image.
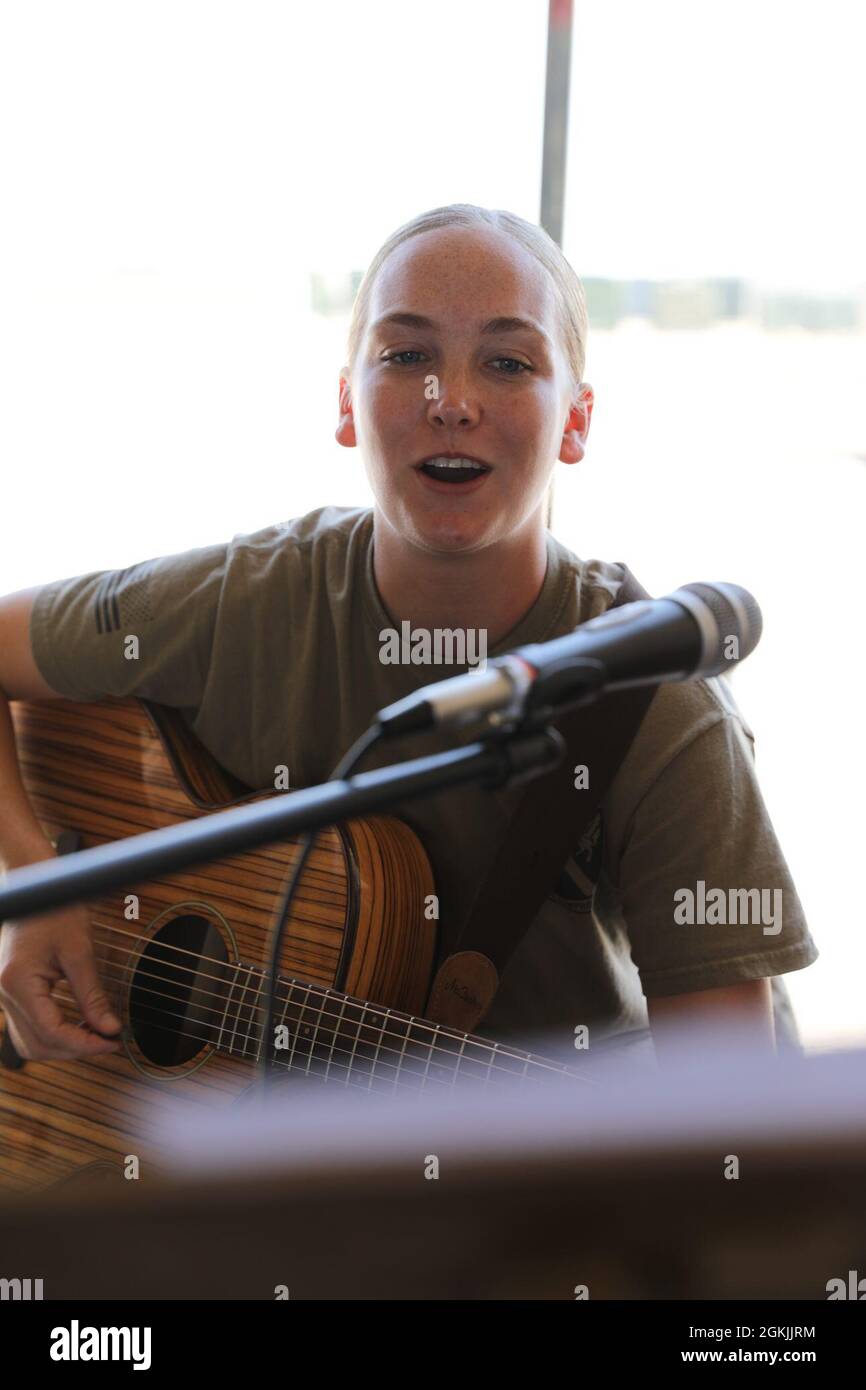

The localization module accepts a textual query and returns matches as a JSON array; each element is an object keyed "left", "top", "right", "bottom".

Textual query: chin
[{"left": 410, "top": 513, "right": 496, "bottom": 554}]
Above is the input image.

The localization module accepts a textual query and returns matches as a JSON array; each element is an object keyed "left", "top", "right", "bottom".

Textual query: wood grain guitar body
[{"left": 0, "top": 698, "right": 437, "bottom": 1194}]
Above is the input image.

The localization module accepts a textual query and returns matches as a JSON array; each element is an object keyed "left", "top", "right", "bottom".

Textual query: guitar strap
[{"left": 425, "top": 566, "right": 657, "bottom": 1032}]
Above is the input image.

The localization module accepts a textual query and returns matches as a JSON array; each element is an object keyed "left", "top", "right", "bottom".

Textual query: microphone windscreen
[{"left": 682, "top": 582, "right": 763, "bottom": 661}]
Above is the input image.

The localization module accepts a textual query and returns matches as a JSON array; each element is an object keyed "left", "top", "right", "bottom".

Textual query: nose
[
  {"left": 425, "top": 361, "right": 480, "bottom": 425},
  {"left": 426, "top": 381, "right": 481, "bottom": 430}
]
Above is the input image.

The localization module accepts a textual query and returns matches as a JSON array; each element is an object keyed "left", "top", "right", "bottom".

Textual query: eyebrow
[{"left": 370, "top": 311, "right": 551, "bottom": 343}]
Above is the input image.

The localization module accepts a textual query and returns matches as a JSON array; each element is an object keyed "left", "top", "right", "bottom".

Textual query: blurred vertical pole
[{"left": 540, "top": 0, "right": 574, "bottom": 531}]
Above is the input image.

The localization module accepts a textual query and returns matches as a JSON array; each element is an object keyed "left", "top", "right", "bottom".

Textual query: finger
[
  {"left": 16, "top": 983, "right": 122, "bottom": 1060},
  {"left": 58, "top": 943, "right": 123, "bottom": 1037},
  {"left": 3, "top": 996, "right": 89, "bottom": 1061}
]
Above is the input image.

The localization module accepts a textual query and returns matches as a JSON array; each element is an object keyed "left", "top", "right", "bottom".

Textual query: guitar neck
[{"left": 213, "top": 962, "right": 585, "bottom": 1094}]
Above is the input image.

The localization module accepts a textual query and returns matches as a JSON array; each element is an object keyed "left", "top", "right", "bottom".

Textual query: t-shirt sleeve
[
  {"left": 612, "top": 691, "right": 818, "bottom": 997},
  {"left": 28, "top": 541, "right": 229, "bottom": 708}
]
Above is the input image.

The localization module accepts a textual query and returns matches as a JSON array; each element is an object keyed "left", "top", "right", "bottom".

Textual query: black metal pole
[{"left": 0, "top": 727, "right": 564, "bottom": 923}]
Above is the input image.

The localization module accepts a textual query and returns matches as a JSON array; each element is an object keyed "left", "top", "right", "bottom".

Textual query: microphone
[{"left": 375, "top": 582, "right": 762, "bottom": 738}]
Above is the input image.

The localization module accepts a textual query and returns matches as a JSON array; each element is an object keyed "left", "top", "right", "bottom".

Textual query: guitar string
[
  {"left": 49, "top": 986, "right": 552, "bottom": 1095},
  {"left": 89, "top": 922, "right": 590, "bottom": 1085},
  {"left": 83, "top": 941, "right": 587, "bottom": 1086},
  {"left": 89, "top": 928, "right": 589, "bottom": 1084},
  {"left": 100, "top": 893, "right": 340, "bottom": 982},
  {"left": 50, "top": 991, "right": 491, "bottom": 1098},
  {"left": 88, "top": 920, "right": 585, "bottom": 1079},
  {"left": 79, "top": 965, "right": 547, "bottom": 1088},
  {"left": 91, "top": 857, "right": 360, "bottom": 980}
]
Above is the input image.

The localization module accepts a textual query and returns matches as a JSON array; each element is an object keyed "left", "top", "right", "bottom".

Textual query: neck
[{"left": 371, "top": 507, "right": 549, "bottom": 649}]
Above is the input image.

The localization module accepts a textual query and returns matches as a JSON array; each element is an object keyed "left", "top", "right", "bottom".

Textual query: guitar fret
[
  {"left": 455, "top": 1034, "right": 505, "bottom": 1083},
  {"left": 276, "top": 974, "right": 292, "bottom": 1063},
  {"left": 248, "top": 964, "right": 264, "bottom": 1061},
  {"left": 233, "top": 964, "right": 259, "bottom": 1060},
  {"left": 350, "top": 1011, "right": 366, "bottom": 1084},
  {"left": 289, "top": 983, "right": 315, "bottom": 1074},
  {"left": 251, "top": 965, "right": 269, "bottom": 1063},
  {"left": 214, "top": 963, "right": 591, "bottom": 1096},
  {"left": 366, "top": 1007, "right": 390, "bottom": 1091},
  {"left": 451, "top": 1031, "right": 469, "bottom": 1087},
  {"left": 304, "top": 984, "right": 328, "bottom": 1076},
  {"left": 394, "top": 1013, "right": 413, "bottom": 1092},
  {"left": 421, "top": 1023, "right": 441, "bottom": 1090},
  {"left": 245, "top": 964, "right": 260, "bottom": 1062},
  {"left": 216, "top": 961, "right": 242, "bottom": 1053},
  {"left": 345, "top": 1000, "right": 366, "bottom": 1085},
  {"left": 438, "top": 1028, "right": 497, "bottom": 1087},
  {"left": 323, "top": 996, "right": 348, "bottom": 1082}
]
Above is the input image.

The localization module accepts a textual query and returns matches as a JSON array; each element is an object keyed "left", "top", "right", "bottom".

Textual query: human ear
[
  {"left": 335, "top": 369, "right": 357, "bottom": 449},
  {"left": 558, "top": 382, "right": 593, "bottom": 466}
]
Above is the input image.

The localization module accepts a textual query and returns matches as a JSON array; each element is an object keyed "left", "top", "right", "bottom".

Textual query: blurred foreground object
[{"left": 1, "top": 1030, "right": 864, "bottom": 1299}]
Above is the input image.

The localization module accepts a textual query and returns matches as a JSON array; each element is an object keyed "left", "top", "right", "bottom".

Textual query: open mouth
[{"left": 417, "top": 456, "right": 493, "bottom": 485}]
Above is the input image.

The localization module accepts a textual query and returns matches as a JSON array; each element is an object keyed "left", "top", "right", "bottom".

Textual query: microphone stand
[{"left": 0, "top": 717, "right": 567, "bottom": 924}]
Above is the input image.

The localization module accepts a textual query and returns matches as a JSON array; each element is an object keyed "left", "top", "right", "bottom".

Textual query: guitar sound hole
[{"left": 129, "top": 914, "right": 228, "bottom": 1066}]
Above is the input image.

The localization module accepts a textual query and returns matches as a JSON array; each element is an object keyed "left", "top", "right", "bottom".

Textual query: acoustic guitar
[{"left": 0, "top": 698, "right": 588, "bottom": 1195}]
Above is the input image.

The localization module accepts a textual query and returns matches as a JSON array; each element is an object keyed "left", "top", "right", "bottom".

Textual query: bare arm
[
  {"left": 0, "top": 587, "right": 122, "bottom": 1058},
  {"left": 0, "top": 587, "right": 67, "bottom": 868},
  {"left": 647, "top": 978, "right": 776, "bottom": 1064}
]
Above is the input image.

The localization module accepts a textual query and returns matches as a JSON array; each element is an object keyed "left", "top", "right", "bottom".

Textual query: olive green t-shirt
[{"left": 30, "top": 505, "right": 818, "bottom": 1052}]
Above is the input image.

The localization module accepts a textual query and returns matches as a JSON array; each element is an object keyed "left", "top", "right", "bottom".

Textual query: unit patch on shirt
[{"left": 550, "top": 810, "right": 604, "bottom": 913}]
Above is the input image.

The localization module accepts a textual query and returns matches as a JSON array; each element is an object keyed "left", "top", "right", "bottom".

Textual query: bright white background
[{"left": 1, "top": 1, "right": 863, "bottom": 1048}]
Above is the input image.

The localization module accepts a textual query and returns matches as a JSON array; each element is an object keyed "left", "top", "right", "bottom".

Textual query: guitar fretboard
[{"left": 212, "top": 962, "right": 585, "bottom": 1094}]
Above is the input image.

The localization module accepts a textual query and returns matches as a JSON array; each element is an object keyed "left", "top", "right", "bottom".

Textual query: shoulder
[
  {"left": 578, "top": 556, "right": 633, "bottom": 621},
  {"left": 615, "top": 674, "right": 754, "bottom": 798},
  {"left": 631, "top": 675, "right": 754, "bottom": 775},
  {"left": 223, "top": 505, "right": 372, "bottom": 586},
  {"left": 544, "top": 535, "right": 631, "bottom": 630},
  {"left": 603, "top": 674, "right": 757, "bottom": 870},
  {"left": 226, "top": 505, "right": 371, "bottom": 564}
]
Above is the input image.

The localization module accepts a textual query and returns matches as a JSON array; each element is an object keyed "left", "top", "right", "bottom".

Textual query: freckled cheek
[
  {"left": 365, "top": 381, "right": 416, "bottom": 440},
  {"left": 498, "top": 396, "right": 548, "bottom": 450},
  {"left": 360, "top": 389, "right": 416, "bottom": 479}
]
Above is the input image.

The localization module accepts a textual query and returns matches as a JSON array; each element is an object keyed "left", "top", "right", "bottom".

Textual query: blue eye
[
  {"left": 491, "top": 358, "right": 530, "bottom": 374},
  {"left": 382, "top": 352, "right": 530, "bottom": 374}
]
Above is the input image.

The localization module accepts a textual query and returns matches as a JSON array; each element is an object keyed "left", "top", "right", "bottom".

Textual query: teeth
[{"left": 424, "top": 457, "right": 485, "bottom": 469}]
